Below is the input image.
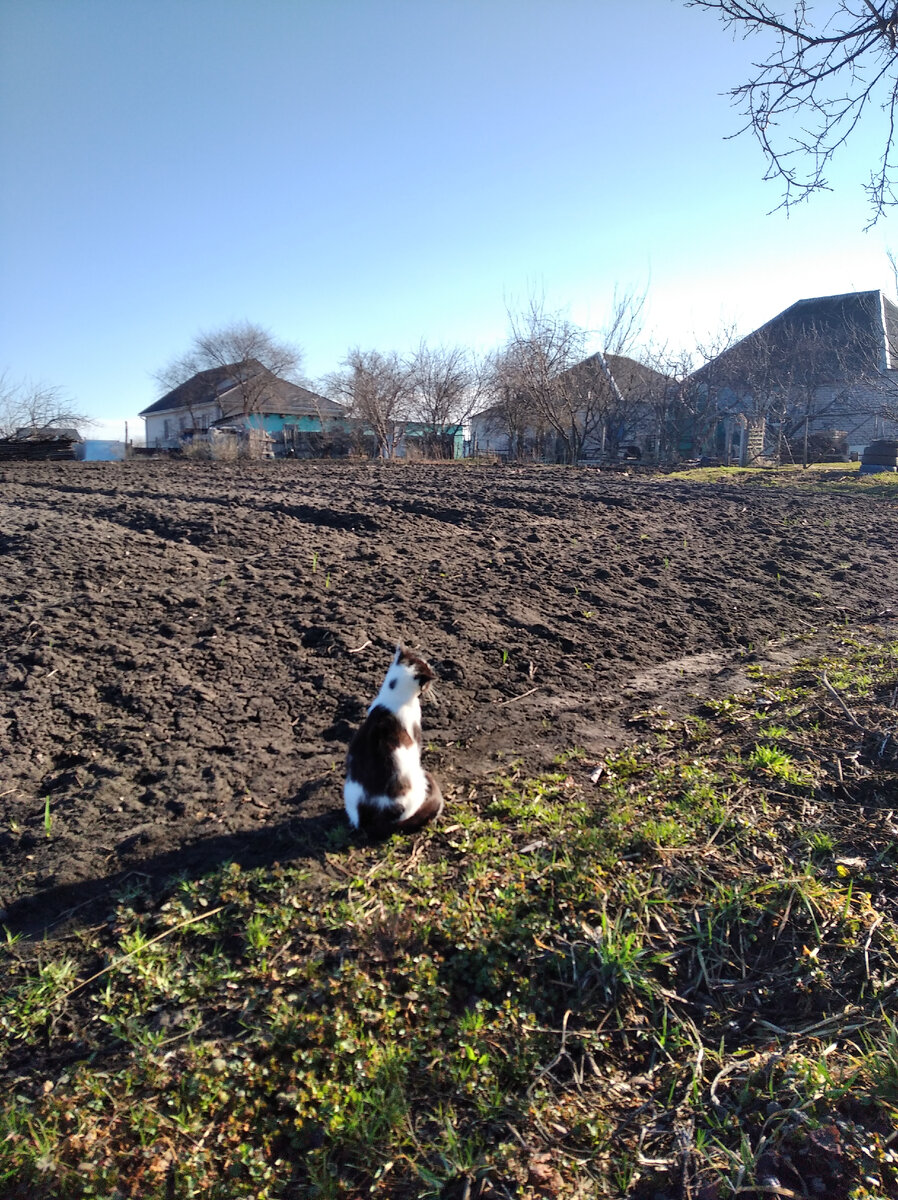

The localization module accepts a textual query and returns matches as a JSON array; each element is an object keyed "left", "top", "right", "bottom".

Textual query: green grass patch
[
  {"left": 665, "top": 464, "right": 780, "bottom": 484},
  {"left": 1, "top": 636, "right": 897, "bottom": 1197},
  {"left": 664, "top": 460, "right": 898, "bottom": 500}
]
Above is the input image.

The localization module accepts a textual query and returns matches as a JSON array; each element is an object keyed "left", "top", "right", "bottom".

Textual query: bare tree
[
  {"left": 330, "top": 349, "right": 413, "bottom": 459},
  {"left": 498, "top": 297, "right": 589, "bottom": 462},
  {"left": 695, "top": 318, "right": 873, "bottom": 463},
  {"left": 406, "top": 342, "right": 484, "bottom": 457},
  {"left": 0, "top": 374, "right": 91, "bottom": 439},
  {"left": 488, "top": 290, "right": 659, "bottom": 463},
  {"left": 829, "top": 292, "right": 898, "bottom": 428},
  {"left": 155, "top": 321, "right": 303, "bottom": 429},
  {"left": 485, "top": 346, "right": 553, "bottom": 460},
  {"left": 866, "top": 377, "right": 898, "bottom": 424},
  {"left": 564, "top": 288, "right": 658, "bottom": 461},
  {"left": 689, "top": 1, "right": 898, "bottom": 223},
  {"left": 633, "top": 343, "right": 696, "bottom": 462},
  {"left": 670, "top": 326, "right": 745, "bottom": 461}
]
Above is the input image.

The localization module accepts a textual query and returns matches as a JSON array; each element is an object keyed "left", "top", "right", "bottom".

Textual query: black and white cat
[{"left": 344, "top": 644, "right": 444, "bottom": 837}]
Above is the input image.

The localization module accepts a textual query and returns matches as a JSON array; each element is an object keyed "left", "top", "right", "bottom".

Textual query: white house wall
[{"left": 144, "top": 402, "right": 222, "bottom": 448}]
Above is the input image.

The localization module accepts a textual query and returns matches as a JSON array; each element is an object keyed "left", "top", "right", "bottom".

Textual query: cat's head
[{"left": 382, "top": 643, "right": 436, "bottom": 703}]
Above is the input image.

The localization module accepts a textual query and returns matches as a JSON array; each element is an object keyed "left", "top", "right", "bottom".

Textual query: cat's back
[{"left": 346, "top": 703, "right": 416, "bottom": 797}]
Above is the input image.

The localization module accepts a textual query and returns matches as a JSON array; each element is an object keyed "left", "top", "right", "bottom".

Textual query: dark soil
[{"left": 2, "top": 459, "right": 896, "bottom": 931}]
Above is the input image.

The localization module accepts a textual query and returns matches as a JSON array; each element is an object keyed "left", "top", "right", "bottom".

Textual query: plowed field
[{"left": 2, "top": 459, "right": 896, "bottom": 930}]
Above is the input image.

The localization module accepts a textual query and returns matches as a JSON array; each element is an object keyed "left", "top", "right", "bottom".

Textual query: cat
[{"left": 344, "top": 644, "right": 444, "bottom": 838}]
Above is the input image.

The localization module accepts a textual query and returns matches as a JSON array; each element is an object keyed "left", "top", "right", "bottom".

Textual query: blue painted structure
[{"left": 78, "top": 440, "right": 127, "bottom": 462}]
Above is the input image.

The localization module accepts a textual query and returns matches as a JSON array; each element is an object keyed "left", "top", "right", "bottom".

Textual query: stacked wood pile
[{"left": 0, "top": 429, "right": 81, "bottom": 462}]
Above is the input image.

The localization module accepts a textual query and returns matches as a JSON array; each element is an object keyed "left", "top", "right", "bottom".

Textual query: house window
[{"left": 163, "top": 419, "right": 171, "bottom": 440}]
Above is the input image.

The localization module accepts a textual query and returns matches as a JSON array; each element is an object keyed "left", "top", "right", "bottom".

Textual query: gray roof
[
  {"left": 139, "top": 364, "right": 243, "bottom": 417},
  {"left": 692, "top": 290, "right": 898, "bottom": 386},
  {"left": 766, "top": 290, "right": 898, "bottom": 374},
  {"left": 565, "top": 352, "right": 671, "bottom": 393},
  {"left": 471, "top": 354, "right": 668, "bottom": 422},
  {"left": 140, "top": 362, "right": 344, "bottom": 419}
]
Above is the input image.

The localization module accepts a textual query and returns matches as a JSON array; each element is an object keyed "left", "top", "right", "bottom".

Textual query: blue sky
[{"left": 1, "top": 0, "right": 895, "bottom": 440}]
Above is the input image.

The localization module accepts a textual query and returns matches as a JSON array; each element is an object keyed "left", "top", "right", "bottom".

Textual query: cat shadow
[{"left": 4, "top": 778, "right": 354, "bottom": 940}]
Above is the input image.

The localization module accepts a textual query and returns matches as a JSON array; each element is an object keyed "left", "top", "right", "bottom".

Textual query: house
[
  {"left": 686, "top": 290, "right": 898, "bottom": 464},
  {"left": 469, "top": 353, "right": 670, "bottom": 462},
  {"left": 139, "top": 363, "right": 347, "bottom": 456},
  {"left": 563, "top": 352, "right": 671, "bottom": 460}
]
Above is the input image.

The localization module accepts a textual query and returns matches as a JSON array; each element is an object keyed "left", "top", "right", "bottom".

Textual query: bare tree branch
[
  {"left": 500, "top": 296, "right": 589, "bottom": 462},
  {"left": 689, "top": 1, "right": 898, "bottom": 223},
  {"left": 489, "top": 291, "right": 658, "bottom": 463},
  {"left": 154, "top": 322, "right": 304, "bottom": 425},
  {"left": 0, "top": 374, "right": 92, "bottom": 440}
]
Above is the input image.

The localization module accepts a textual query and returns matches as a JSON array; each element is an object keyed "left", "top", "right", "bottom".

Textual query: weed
[
  {"left": 803, "top": 830, "right": 835, "bottom": 857},
  {"left": 747, "top": 743, "right": 814, "bottom": 786},
  {"left": 859, "top": 1014, "right": 898, "bottom": 1100},
  {"left": 1, "top": 957, "right": 78, "bottom": 1037}
]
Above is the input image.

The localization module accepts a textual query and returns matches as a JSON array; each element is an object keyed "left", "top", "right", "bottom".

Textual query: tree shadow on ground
[{"left": 5, "top": 777, "right": 353, "bottom": 940}]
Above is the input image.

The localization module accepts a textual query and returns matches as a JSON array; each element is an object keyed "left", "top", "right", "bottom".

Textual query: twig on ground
[
  {"left": 709, "top": 1060, "right": 746, "bottom": 1115},
  {"left": 753, "top": 1006, "right": 873, "bottom": 1041},
  {"left": 821, "top": 672, "right": 864, "bottom": 729},
  {"left": 499, "top": 687, "right": 539, "bottom": 707},
  {"left": 61, "top": 905, "right": 227, "bottom": 1000},
  {"left": 732, "top": 1187, "right": 801, "bottom": 1198},
  {"left": 864, "top": 913, "right": 884, "bottom": 980},
  {"left": 527, "top": 1009, "right": 572, "bottom": 1097}
]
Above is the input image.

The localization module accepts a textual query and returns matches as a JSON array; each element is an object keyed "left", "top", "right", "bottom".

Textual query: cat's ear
[{"left": 393, "top": 642, "right": 403, "bottom": 662}]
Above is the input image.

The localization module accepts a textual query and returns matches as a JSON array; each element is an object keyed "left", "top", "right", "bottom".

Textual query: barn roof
[{"left": 768, "top": 290, "right": 898, "bottom": 372}]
